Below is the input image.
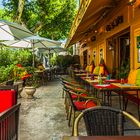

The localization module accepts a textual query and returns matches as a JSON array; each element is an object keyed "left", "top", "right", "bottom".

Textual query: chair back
[
  {"left": 63, "top": 85, "right": 77, "bottom": 109},
  {"left": 83, "top": 106, "right": 123, "bottom": 136},
  {"left": 74, "top": 106, "right": 124, "bottom": 136},
  {"left": 0, "top": 85, "right": 18, "bottom": 104}
]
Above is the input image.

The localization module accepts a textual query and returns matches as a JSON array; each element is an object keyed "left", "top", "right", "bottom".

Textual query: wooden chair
[{"left": 74, "top": 106, "right": 140, "bottom": 136}]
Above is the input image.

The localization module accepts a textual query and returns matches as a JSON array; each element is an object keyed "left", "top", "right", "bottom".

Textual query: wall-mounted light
[
  {"left": 109, "top": 44, "right": 114, "bottom": 50},
  {"left": 128, "top": 0, "right": 136, "bottom": 6},
  {"left": 108, "top": 38, "right": 116, "bottom": 51}
]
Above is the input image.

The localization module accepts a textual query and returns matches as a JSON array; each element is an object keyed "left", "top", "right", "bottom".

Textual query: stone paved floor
[
  {"left": 19, "top": 79, "right": 71, "bottom": 140},
  {"left": 18, "top": 78, "right": 140, "bottom": 140}
]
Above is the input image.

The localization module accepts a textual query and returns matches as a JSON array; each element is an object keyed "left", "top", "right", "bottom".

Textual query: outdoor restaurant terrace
[{"left": 0, "top": 0, "right": 140, "bottom": 140}]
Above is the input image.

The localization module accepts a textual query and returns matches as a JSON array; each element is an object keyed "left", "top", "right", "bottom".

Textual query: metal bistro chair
[
  {"left": 74, "top": 106, "right": 140, "bottom": 136},
  {"left": 62, "top": 81, "right": 88, "bottom": 121},
  {"left": 65, "top": 88, "right": 101, "bottom": 135}
]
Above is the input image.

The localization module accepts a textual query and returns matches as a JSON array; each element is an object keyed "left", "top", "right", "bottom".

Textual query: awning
[{"left": 65, "top": 0, "right": 122, "bottom": 47}]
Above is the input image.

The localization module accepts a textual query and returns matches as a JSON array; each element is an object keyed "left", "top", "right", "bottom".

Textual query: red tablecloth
[
  {"left": 0, "top": 90, "right": 16, "bottom": 113},
  {"left": 93, "top": 84, "right": 119, "bottom": 90},
  {"left": 105, "top": 79, "right": 120, "bottom": 83}
]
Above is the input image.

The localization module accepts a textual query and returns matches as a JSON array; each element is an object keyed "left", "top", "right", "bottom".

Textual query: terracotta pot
[{"left": 24, "top": 86, "right": 36, "bottom": 99}]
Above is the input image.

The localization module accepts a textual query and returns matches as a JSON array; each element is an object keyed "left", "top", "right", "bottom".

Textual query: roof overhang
[{"left": 65, "top": 0, "right": 122, "bottom": 48}]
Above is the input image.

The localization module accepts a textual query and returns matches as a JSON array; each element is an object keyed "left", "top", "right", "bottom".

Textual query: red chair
[
  {"left": 65, "top": 88, "right": 100, "bottom": 135},
  {"left": 0, "top": 85, "right": 20, "bottom": 140},
  {"left": 0, "top": 85, "right": 18, "bottom": 113}
]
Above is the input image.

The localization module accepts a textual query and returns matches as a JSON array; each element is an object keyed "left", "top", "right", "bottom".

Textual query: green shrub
[{"left": 0, "top": 64, "right": 15, "bottom": 83}]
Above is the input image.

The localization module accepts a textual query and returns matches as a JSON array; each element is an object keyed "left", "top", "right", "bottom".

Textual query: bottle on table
[{"left": 98, "top": 75, "right": 103, "bottom": 85}]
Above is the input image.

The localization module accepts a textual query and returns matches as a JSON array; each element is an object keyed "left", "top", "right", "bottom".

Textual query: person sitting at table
[
  {"left": 85, "top": 61, "right": 95, "bottom": 73},
  {"left": 37, "top": 63, "right": 45, "bottom": 71},
  {"left": 92, "top": 59, "right": 109, "bottom": 76}
]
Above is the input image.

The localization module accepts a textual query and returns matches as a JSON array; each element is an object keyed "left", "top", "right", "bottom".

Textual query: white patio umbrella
[
  {"left": 1, "top": 35, "right": 61, "bottom": 48},
  {"left": 0, "top": 20, "right": 33, "bottom": 40},
  {"left": 38, "top": 46, "right": 65, "bottom": 54},
  {"left": 1, "top": 35, "right": 62, "bottom": 67}
]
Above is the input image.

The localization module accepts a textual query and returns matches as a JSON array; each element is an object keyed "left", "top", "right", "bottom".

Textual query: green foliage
[
  {"left": 0, "top": 64, "right": 15, "bottom": 82},
  {"left": 25, "top": 70, "right": 40, "bottom": 87},
  {"left": 25, "top": 66, "right": 36, "bottom": 74},
  {"left": 0, "top": 8, "right": 12, "bottom": 21},
  {"left": 55, "top": 55, "right": 73, "bottom": 68},
  {"left": 50, "top": 54, "right": 57, "bottom": 66},
  {"left": 0, "top": 47, "right": 41, "bottom": 83},
  {"left": 2, "top": 0, "right": 78, "bottom": 40},
  {"left": 0, "top": 48, "right": 33, "bottom": 67},
  {"left": 51, "top": 54, "right": 79, "bottom": 69},
  {"left": 67, "top": 47, "right": 73, "bottom": 55},
  {"left": 115, "top": 59, "right": 130, "bottom": 79}
]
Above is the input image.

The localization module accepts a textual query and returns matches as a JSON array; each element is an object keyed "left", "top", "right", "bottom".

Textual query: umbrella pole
[
  {"left": 32, "top": 40, "right": 35, "bottom": 68},
  {"left": 49, "top": 48, "right": 50, "bottom": 68}
]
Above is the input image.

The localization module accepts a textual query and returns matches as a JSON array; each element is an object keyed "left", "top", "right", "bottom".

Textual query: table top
[
  {"left": 93, "top": 84, "right": 120, "bottom": 91},
  {"left": 62, "top": 136, "right": 140, "bottom": 140},
  {"left": 80, "top": 76, "right": 140, "bottom": 91},
  {"left": 111, "top": 83, "right": 140, "bottom": 89}
]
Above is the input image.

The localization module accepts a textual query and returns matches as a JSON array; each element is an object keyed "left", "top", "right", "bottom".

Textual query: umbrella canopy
[
  {"left": 1, "top": 35, "right": 62, "bottom": 67},
  {"left": 1, "top": 35, "right": 62, "bottom": 48},
  {"left": 0, "top": 20, "right": 33, "bottom": 40},
  {"left": 38, "top": 46, "right": 65, "bottom": 54}
]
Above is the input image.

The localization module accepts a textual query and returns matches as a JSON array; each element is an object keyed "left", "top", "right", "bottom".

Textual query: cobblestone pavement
[
  {"left": 19, "top": 79, "right": 71, "bottom": 140},
  {"left": 18, "top": 78, "right": 140, "bottom": 140}
]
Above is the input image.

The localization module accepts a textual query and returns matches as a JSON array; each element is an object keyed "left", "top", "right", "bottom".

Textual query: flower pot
[{"left": 24, "top": 86, "right": 36, "bottom": 99}]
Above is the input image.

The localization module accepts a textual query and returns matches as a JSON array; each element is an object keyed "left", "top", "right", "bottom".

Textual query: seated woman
[{"left": 37, "top": 63, "right": 45, "bottom": 71}]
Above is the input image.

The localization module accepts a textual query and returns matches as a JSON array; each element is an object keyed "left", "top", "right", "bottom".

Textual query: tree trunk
[{"left": 15, "top": 0, "right": 25, "bottom": 23}]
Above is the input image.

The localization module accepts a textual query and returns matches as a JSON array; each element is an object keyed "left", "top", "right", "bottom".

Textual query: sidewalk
[
  {"left": 18, "top": 78, "right": 140, "bottom": 140},
  {"left": 19, "top": 79, "right": 71, "bottom": 140}
]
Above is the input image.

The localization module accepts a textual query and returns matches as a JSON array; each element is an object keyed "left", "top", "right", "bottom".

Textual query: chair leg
[
  {"left": 66, "top": 101, "right": 70, "bottom": 120},
  {"left": 64, "top": 93, "right": 70, "bottom": 120},
  {"left": 68, "top": 106, "right": 72, "bottom": 127},
  {"left": 72, "top": 110, "right": 75, "bottom": 136},
  {"left": 124, "top": 98, "right": 128, "bottom": 111},
  {"left": 62, "top": 88, "right": 64, "bottom": 98}
]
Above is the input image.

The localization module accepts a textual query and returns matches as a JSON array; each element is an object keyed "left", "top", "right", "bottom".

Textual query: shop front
[{"left": 66, "top": 0, "right": 140, "bottom": 77}]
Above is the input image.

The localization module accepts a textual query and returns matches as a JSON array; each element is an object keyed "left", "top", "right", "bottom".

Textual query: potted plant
[
  {"left": 115, "top": 60, "right": 130, "bottom": 81},
  {"left": 24, "top": 72, "right": 39, "bottom": 99},
  {"left": 13, "top": 65, "right": 25, "bottom": 98}
]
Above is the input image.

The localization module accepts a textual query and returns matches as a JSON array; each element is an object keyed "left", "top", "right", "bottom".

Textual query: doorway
[
  {"left": 119, "top": 32, "right": 130, "bottom": 67},
  {"left": 117, "top": 31, "right": 130, "bottom": 78},
  {"left": 106, "top": 28, "right": 130, "bottom": 78}
]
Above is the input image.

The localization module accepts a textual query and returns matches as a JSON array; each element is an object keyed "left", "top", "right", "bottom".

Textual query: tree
[
  {"left": 15, "top": 0, "right": 25, "bottom": 23},
  {"left": 2, "top": 0, "right": 77, "bottom": 40},
  {"left": 0, "top": 9, "right": 12, "bottom": 21}
]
